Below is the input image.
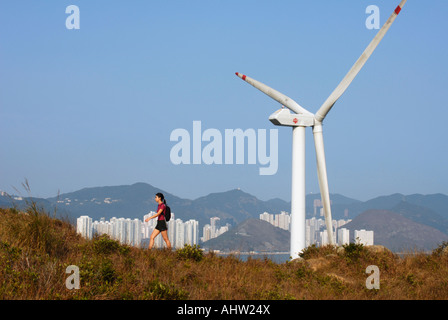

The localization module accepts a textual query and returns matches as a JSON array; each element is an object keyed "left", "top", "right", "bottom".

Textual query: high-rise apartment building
[
  {"left": 202, "top": 224, "right": 212, "bottom": 242},
  {"left": 76, "top": 215, "right": 92, "bottom": 240},
  {"left": 260, "top": 211, "right": 291, "bottom": 231},
  {"left": 337, "top": 228, "right": 350, "bottom": 246},
  {"left": 185, "top": 219, "right": 199, "bottom": 246},
  {"left": 354, "top": 229, "right": 374, "bottom": 246}
]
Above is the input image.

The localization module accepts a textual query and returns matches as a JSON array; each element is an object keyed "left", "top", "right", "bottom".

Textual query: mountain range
[{"left": 2, "top": 182, "right": 448, "bottom": 252}]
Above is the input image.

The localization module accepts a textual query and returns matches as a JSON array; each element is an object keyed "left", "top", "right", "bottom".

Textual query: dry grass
[{"left": 1, "top": 205, "right": 448, "bottom": 300}]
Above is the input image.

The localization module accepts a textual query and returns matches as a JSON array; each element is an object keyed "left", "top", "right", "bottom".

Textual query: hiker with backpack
[{"left": 145, "top": 192, "right": 172, "bottom": 250}]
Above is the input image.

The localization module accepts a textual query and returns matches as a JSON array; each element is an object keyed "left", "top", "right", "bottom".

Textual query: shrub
[
  {"left": 299, "top": 244, "right": 337, "bottom": 259},
  {"left": 99, "top": 259, "right": 117, "bottom": 284},
  {"left": 342, "top": 241, "right": 366, "bottom": 262},
  {"left": 432, "top": 241, "right": 448, "bottom": 256},
  {"left": 299, "top": 244, "right": 320, "bottom": 259},
  {"left": 143, "top": 280, "right": 189, "bottom": 300},
  {"left": 93, "top": 235, "right": 121, "bottom": 255},
  {"left": 176, "top": 244, "right": 203, "bottom": 262}
]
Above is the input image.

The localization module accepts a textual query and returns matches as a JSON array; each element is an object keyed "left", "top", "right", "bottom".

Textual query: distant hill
[
  {"left": 391, "top": 201, "right": 448, "bottom": 235},
  {"left": 345, "top": 193, "right": 448, "bottom": 221},
  {"left": 343, "top": 210, "right": 448, "bottom": 252},
  {"left": 46, "top": 184, "right": 291, "bottom": 226},
  {"left": 30, "top": 183, "right": 188, "bottom": 223},
  {"left": 0, "top": 194, "right": 56, "bottom": 216},
  {"left": 41, "top": 184, "right": 365, "bottom": 226},
  {"left": 305, "top": 193, "right": 361, "bottom": 220},
  {"left": 181, "top": 189, "right": 290, "bottom": 226},
  {"left": 201, "top": 219, "right": 290, "bottom": 253}
]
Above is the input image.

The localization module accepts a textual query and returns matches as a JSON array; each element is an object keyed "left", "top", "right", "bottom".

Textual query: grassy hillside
[{"left": 1, "top": 204, "right": 448, "bottom": 300}]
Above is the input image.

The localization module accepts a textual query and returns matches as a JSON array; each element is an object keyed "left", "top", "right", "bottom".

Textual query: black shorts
[{"left": 155, "top": 220, "right": 167, "bottom": 231}]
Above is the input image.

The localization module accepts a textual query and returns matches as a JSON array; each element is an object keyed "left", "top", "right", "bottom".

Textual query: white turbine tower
[{"left": 236, "top": 0, "right": 407, "bottom": 259}]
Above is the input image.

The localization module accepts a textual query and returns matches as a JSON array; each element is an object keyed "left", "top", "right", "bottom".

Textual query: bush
[
  {"left": 342, "top": 241, "right": 365, "bottom": 261},
  {"left": 299, "top": 244, "right": 319, "bottom": 259},
  {"left": 99, "top": 259, "right": 117, "bottom": 284},
  {"left": 144, "top": 280, "right": 189, "bottom": 300},
  {"left": 299, "top": 244, "right": 337, "bottom": 259},
  {"left": 93, "top": 235, "right": 121, "bottom": 255},
  {"left": 432, "top": 241, "right": 448, "bottom": 256},
  {"left": 176, "top": 244, "right": 203, "bottom": 262}
]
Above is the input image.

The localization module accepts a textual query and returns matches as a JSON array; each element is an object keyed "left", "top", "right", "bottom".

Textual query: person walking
[{"left": 145, "top": 193, "right": 171, "bottom": 250}]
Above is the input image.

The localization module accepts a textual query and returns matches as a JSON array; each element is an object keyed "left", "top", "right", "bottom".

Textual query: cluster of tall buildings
[
  {"left": 306, "top": 216, "right": 353, "bottom": 246},
  {"left": 201, "top": 217, "right": 230, "bottom": 242},
  {"left": 76, "top": 212, "right": 199, "bottom": 249},
  {"left": 259, "top": 211, "right": 290, "bottom": 230},
  {"left": 76, "top": 206, "right": 374, "bottom": 251},
  {"left": 259, "top": 211, "right": 374, "bottom": 247},
  {"left": 77, "top": 213, "right": 234, "bottom": 249}
]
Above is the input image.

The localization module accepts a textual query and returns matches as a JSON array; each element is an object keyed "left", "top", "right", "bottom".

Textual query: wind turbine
[{"left": 235, "top": 0, "right": 407, "bottom": 259}]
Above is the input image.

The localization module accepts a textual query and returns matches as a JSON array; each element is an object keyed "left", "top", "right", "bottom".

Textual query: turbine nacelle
[{"left": 269, "top": 108, "right": 315, "bottom": 127}]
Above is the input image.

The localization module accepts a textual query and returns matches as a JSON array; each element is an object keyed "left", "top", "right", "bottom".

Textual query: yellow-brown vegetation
[{"left": 1, "top": 205, "right": 448, "bottom": 300}]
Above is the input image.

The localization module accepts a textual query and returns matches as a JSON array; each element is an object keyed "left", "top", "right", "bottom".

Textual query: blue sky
[{"left": 1, "top": 0, "right": 447, "bottom": 202}]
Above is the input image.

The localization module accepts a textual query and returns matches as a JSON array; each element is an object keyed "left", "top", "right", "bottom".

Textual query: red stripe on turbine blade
[
  {"left": 242, "top": 75, "right": 246, "bottom": 80},
  {"left": 395, "top": 6, "right": 401, "bottom": 15}
]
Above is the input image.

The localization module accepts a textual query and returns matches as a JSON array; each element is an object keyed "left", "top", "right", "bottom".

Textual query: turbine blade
[
  {"left": 235, "top": 72, "right": 313, "bottom": 115},
  {"left": 315, "top": 0, "right": 407, "bottom": 122},
  {"left": 313, "top": 126, "right": 335, "bottom": 245}
]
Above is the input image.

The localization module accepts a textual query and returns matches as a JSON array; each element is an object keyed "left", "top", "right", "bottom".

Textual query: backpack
[{"left": 164, "top": 204, "right": 171, "bottom": 221}]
